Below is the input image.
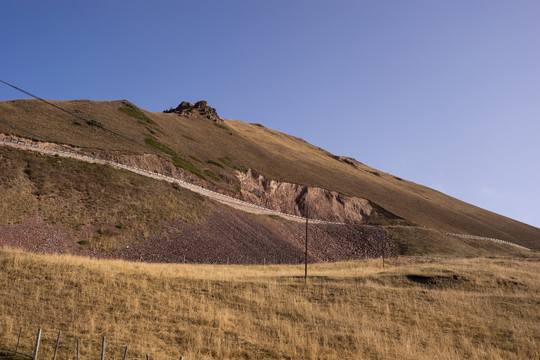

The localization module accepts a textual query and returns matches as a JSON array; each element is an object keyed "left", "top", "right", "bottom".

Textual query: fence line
[
  {"left": 1, "top": 327, "right": 184, "bottom": 360},
  {"left": 0, "top": 135, "right": 344, "bottom": 225}
]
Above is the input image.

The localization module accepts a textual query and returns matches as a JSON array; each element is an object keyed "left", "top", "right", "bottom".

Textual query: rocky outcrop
[
  {"left": 237, "top": 169, "right": 404, "bottom": 225},
  {"left": 164, "top": 100, "right": 222, "bottom": 122}
]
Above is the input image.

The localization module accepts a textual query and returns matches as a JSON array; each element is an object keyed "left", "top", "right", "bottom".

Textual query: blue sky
[{"left": 1, "top": 1, "right": 539, "bottom": 228}]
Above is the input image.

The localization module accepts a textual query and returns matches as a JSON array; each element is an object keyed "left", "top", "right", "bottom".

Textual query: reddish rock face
[{"left": 237, "top": 169, "right": 403, "bottom": 225}]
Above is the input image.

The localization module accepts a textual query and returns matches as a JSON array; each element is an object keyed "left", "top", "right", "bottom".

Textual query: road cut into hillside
[{"left": 0, "top": 135, "right": 343, "bottom": 225}]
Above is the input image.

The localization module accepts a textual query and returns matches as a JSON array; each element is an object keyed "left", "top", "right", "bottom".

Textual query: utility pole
[{"left": 305, "top": 205, "right": 308, "bottom": 283}]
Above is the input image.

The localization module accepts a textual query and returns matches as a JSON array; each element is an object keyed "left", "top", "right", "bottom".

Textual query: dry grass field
[{"left": 1, "top": 248, "right": 538, "bottom": 359}]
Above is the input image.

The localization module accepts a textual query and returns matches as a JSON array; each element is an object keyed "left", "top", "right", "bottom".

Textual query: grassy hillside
[
  {"left": 0, "top": 145, "right": 529, "bottom": 262},
  {"left": 0, "top": 145, "right": 212, "bottom": 252},
  {"left": 0, "top": 99, "right": 538, "bottom": 250},
  {"left": 0, "top": 248, "right": 538, "bottom": 359},
  {"left": 226, "top": 120, "right": 540, "bottom": 249},
  {"left": 1, "top": 146, "right": 405, "bottom": 263}
]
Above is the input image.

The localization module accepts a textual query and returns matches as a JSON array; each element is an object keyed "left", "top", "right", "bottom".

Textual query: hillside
[{"left": 0, "top": 98, "right": 538, "bottom": 257}]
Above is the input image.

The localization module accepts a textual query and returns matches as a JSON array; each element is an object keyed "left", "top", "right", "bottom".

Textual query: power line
[
  {"left": 0, "top": 79, "right": 100, "bottom": 127},
  {"left": 0, "top": 79, "right": 159, "bottom": 156},
  {"left": 0, "top": 118, "right": 78, "bottom": 154}
]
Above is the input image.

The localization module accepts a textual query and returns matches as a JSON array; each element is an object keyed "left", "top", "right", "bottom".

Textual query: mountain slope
[
  {"left": 0, "top": 98, "right": 538, "bottom": 252},
  {"left": 0, "top": 145, "right": 395, "bottom": 262}
]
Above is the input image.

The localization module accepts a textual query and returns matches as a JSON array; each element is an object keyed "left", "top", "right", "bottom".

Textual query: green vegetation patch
[
  {"left": 218, "top": 156, "right": 236, "bottom": 168},
  {"left": 87, "top": 120, "right": 104, "bottom": 128},
  {"left": 182, "top": 134, "right": 196, "bottom": 141},
  {"left": 173, "top": 156, "right": 205, "bottom": 179},
  {"left": 144, "top": 135, "right": 177, "bottom": 156},
  {"left": 213, "top": 123, "right": 230, "bottom": 131},
  {"left": 143, "top": 135, "right": 204, "bottom": 179},
  {"left": 118, "top": 107, "right": 157, "bottom": 125},
  {"left": 206, "top": 159, "right": 224, "bottom": 168},
  {"left": 204, "top": 169, "right": 220, "bottom": 182},
  {"left": 217, "top": 156, "right": 247, "bottom": 173},
  {"left": 189, "top": 155, "right": 203, "bottom": 163}
]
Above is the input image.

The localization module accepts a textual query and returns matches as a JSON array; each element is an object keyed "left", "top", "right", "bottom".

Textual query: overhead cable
[{"left": 0, "top": 79, "right": 162, "bottom": 155}]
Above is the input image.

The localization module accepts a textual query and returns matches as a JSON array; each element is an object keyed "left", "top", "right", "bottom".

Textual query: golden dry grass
[{"left": 0, "top": 248, "right": 538, "bottom": 359}]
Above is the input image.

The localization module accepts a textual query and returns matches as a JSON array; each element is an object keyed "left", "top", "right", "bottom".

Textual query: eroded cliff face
[{"left": 237, "top": 169, "right": 403, "bottom": 224}]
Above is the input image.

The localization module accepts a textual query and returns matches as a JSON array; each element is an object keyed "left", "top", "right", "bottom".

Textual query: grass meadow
[{"left": 0, "top": 248, "right": 538, "bottom": 359}]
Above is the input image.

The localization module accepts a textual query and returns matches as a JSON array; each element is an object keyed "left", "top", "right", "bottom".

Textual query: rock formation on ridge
[{"left": 164, "top": 100, "right": 222, "bottom": 122}]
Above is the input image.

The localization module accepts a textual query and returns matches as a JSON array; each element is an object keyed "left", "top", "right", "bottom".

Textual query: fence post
[
  {"left": 15, "top": 327, "right": 22, "bottom": 353},
  {"left": 53, "top": 330, "right": 61, "bottom": 360},
  {"left": 32, "top": 328, "right": 41, "bottom": 360},
  {"left": 101, "top": 336, "right": 106, "bottom": 360},
  {"left": 76, "top": 339, "right": 80, "bottom": 360},
  {"left": 123, "top": 346, "right": 128, "bottom": 360}
]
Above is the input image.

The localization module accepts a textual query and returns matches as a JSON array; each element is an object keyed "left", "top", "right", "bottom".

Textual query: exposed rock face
[
  {"left": 237, "top": 169, "right": 403, "bottom": 225},
  {"left": 164, "top": 100, "right": 222, "bottom": 122}
]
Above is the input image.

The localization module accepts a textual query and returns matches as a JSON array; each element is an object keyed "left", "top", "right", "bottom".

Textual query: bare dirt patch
[{"left": 406, "top": 273, "right": 466, "bottom": 285}]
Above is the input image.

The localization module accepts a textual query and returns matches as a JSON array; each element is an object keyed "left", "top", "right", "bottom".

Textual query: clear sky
[{"left": 1, "top": 1, "right": 539, "bottom": 228}]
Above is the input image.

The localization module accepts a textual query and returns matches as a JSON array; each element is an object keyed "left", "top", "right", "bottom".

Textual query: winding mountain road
[{"left": 0, "top": 135, "right": 343, "bottom": 225}]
